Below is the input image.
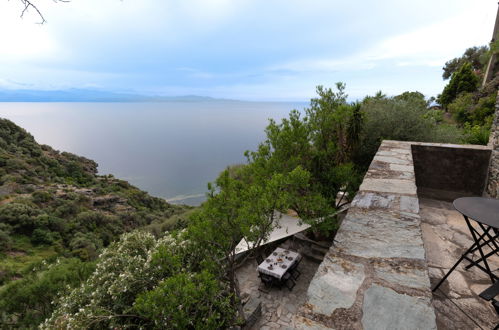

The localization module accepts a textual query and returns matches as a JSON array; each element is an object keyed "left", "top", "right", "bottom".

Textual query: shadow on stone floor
[
  {"left": 236, "top": 243, "right": 321, "bottom": 329},
  {"left": 420, "top": 198, "right": 499, "bottom": 329}
]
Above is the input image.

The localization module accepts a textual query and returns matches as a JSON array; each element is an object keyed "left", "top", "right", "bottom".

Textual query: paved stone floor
[
  {"left": 236, "top": 253, "right": 320, "bottom": 329},
  {"left": 420, "top": 198, "right": 499, "bottom": 329}
]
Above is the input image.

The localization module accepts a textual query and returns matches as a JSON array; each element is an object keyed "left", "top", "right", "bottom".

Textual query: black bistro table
[{"left": 433, "top": 197, "right": 499, "bottom": 292}]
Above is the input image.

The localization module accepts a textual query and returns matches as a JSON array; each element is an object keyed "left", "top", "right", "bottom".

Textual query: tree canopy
[
  {"left": 438, "top": 62, "right": 480, "bottom": 108},
  {"left": 442, "top": 46, "right": 489, "bottom": 80}
]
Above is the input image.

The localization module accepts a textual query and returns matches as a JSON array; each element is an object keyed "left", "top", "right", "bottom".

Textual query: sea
[{"left": 0, "top": 101, "right": 307, "bottom": 205}]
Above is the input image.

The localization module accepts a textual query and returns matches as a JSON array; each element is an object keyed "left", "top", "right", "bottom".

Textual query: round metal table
[
  {"left": 433, "top": 197, "right": 499, "bottom": 292},
  {"left": 453, "top": 197, "right": 499, "bottom": 229}
]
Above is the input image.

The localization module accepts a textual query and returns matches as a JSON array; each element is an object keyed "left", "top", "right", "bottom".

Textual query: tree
[
  {"left": 237, "top": 84, "right": 363, "bottom": 236},
  {"left": 394, "top": 91, "right": 427, "bottom": 109},
  {"left": 185, "top": 166, "right": 305, "bottom": 320},
  {"left": 442, "top": 46, "right": 489, "bottom": 80},
  {"left": 356, "top": 93, "right": 462, "bottom": 168},
  {"left": 439, "top": 62, "right": 480, "bottom": 108}
]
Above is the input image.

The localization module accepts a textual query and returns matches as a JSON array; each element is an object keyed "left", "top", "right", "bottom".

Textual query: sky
[{"left": 0, "top": 0, "right": 497, "bottom": 101}]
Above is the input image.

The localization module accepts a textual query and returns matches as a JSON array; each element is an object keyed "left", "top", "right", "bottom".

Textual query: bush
[
  {"left": 0, "top": 229, "right": 12, "bottom": 251},
  {"left": 357, "top": 96, "right": 462, "bottom": 168},
  {"left": 32, "top": 190, "right": 53, "bottom": 204},
  {"left": 42, "top": 231, "right": 236, "bottom": 329},
  {"left": 0, "top": 203, "right": 40, "bottom": 234},
  {"left": 0, "top": 258, "right": 95, "bottom": 328},
  {"left": 462, "top": 122, "right": 491, "bottom": 145},
  {"left": 448, "top": 92, "right": 474, "bottom": 124},
  {"left": 134, "top": 271, "right": 235, "bottom": 329},
  {"left": 41, "top": 231, "right": 164, "bottom": 329},
  {"left": 31, "top": 228, "right": 55, "bottom": 245}
]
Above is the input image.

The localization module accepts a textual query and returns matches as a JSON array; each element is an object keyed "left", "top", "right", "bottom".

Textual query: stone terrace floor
[
  {"left": 420, "top": 197, "right": 499, "bottom": 329},
  {"left": 236, "top": 255, "right": 320, "bottom": 329}
]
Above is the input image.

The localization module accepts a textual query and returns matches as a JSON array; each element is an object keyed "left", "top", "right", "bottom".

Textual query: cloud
[{"left": 0, "top": 0, "right": 496, "bottom": 100}]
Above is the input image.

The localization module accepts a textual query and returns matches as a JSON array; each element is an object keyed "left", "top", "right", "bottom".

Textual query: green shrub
[
  {"left": 0, "top": 203, "right": 41, "bottom": 234},
  {"left": 32, "top": 190, "right": 53, "bottom": 204},
  {"left": 358, "top": 97, "right": 456, "bottom": 168},
  {"left": 134, "top": 271, "right": 235, "bottom": 330},
  {"left": 0, "top": 258, "right": 95, "bottom": 328},
  {"left": 462, "top": 122, "right": 491, "bottom": 145},
  {"left": 0, "top": 229, "right": 12, "bottom": 251},
  {"left": 31, "top": 228, "right": 55, "bottom": 245}
]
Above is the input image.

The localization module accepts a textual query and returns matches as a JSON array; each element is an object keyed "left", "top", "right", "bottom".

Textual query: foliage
[
  {"left": 423, "top": 109, "right": 445, "bottom": 123},
  {"left": 41, "top": 231, "right": 236, "bottom": 329},
  {"left": 442, "top": 46, "right": 489, "bottom": 80},
  {"left": 462, "top": 121, "right": 492, "bottom": 145},
  {"left": 0, "top": 118, "right": 191, "bottom": 328},
  {"left": 356, "top": 95, "right": 462, "bottom": 168},
  {"left": 0, "top": 258, "right": 95, "bottom": 327},
  {"left": 394, "top": 91, "right": 427, "bottom": 109},
  {"left": 134, "top": 271, "right": 235, "bottom": 329},
  {"left": 439, "top": 62, "right": 480, "bottom": 108}
]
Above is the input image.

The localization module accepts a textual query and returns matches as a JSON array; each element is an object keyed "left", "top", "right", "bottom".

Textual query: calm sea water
[{"left": 0, "top": 101, "right": 306, "bottom": 205}]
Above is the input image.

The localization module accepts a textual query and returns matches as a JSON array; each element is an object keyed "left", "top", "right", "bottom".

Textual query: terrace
[
  {"left": 236, "top": 105, "right": 499, "bottom": 328},
  {"left": 235, "top": 96, "right": 499, "bottom": 329}
]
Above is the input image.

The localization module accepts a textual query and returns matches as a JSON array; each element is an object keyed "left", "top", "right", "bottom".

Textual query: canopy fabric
[{"left": 234, "top": 212, "right": 310, "bottom": 255}]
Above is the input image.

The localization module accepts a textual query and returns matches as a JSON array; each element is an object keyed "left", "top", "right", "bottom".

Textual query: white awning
[{"left": 234, "top": 212, "right": 310, "bottom": 255}]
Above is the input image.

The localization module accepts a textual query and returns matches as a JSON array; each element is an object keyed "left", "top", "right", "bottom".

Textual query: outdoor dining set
[
  {"left": 433, "top": 197, "right": 499, "bottom": 316},
  {"left": 256, "top": 247, "right": 301, "bottom": 291}
]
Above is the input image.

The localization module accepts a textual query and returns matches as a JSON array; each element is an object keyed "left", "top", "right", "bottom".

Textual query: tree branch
[{"left": 18, "top": 0, "right": 70, "bottom": 24}]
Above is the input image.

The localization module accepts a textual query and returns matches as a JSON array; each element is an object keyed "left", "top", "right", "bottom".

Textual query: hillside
[{"left": 0, "top": 118, "right": 192, "bottom": 326}]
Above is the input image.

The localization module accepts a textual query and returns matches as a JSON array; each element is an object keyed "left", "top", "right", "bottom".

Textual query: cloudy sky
[{"left": 0, "top": 0, "right": 496, "bottom": 101}]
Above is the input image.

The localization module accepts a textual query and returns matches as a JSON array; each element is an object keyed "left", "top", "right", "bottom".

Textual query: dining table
[{"left": 257, "top": 247, "right": 301, "bottom": 280}]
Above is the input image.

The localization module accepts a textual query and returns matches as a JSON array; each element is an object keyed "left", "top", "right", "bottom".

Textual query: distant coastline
[
  {"left": 0, "top": 88, "right": 306, "bottom": 103},
  {"left": 0, "top": 88, "right": 234, "bottom": 103}
]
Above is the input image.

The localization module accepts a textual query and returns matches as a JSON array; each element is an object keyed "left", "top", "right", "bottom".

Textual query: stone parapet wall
[
  {"left": 412, "top": 143, "right": 491, "bottom": 200},
  {"left": 486, "top": 91, "right": 499, "bottom": 198},
  {"left": 294, "top": 140, "right": 437, "bottom": 329}
]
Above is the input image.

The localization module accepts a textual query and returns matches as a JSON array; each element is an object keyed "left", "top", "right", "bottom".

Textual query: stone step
[
  {"left": 301, "top": 247, "right": 324, "bottom": 263},
  {"left": 293, "top": 232, "right": 331, "bottom": 249},
  {"left": 311, "top": 245, "right": 329, "bottom": 255}
]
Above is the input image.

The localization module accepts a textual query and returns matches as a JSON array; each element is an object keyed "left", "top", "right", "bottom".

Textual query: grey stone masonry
[
  {"left": 294, "top": 140, "right": 438, "bottom": 329},
  {"left": 486, "top": 91, "right": 499, "bottom": 198}
]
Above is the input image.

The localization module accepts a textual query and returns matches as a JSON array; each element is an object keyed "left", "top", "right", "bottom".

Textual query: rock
[
  {"left": 372, "top": 155, "right": 411, "bottom": 165},
  {"left": 400, "top": 196, "right": 419, "bottom": 214},
  {"left": 390, "top": 164, "right": 414, "bottom": 172},
  {"left": 361, "top": 285, "right": 437, "bottom": 330},
  {"left": 374, "top": 262, "right": 430, "bottom": 290},
  {"left": 306, "top": 256, "right": 365, "bottom": 316},
  {"left": 335, "top": 210, "right": 425, "bottom": 260},
  {"left": 293, "top": 316, "right": 330, "bottom": 330},
  {"left": 359, "top": 178, "right": 416, "bottom": 195}
]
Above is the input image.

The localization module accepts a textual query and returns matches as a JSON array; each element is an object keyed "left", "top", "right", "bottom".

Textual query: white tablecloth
[{"left": 257, "top": 247, "right": 301, "bottom": 280}]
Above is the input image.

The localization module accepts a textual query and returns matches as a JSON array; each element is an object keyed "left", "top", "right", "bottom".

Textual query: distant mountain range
[{"left": 0, "top": 88, "right": 224, "bottom": 102}]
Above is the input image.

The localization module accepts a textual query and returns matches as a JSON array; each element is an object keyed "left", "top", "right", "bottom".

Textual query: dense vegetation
[
  {"left": 438, "top": 45, "right": 498, "bottom": 144},
  {"left": 1, "top": 42, "right": 498, "bottom": 328},
  {"left": 0, "top": 118, "right": 192, "bottom": 327}
]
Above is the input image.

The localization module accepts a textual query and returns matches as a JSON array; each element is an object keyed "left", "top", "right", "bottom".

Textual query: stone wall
[
  {"left": 412, "top": 144, "right": 491, "bottom": 200},
  {"left": 291, "top": 131, "right": 499, "bottom": 329},
  {"left": 486, "top": 92, "right": 499, "bottom": 198},
  {"left": 294, "top": 140, "right": 437, "bottom": 330}
]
